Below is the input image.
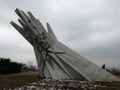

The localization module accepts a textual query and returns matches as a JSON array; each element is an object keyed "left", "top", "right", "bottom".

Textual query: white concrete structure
[{"left": 11, "top": 8, "right": 120, "bottom": 82}]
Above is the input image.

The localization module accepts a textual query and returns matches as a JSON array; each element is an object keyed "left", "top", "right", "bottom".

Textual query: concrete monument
[{"left": 11, "top": 8, "right": 120, "bottom": 82}]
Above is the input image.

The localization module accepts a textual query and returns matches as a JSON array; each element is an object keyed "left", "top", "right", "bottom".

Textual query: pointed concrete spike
[
  {"left": 15, "top": 9, "right": 28, "bottom": 24},
  {"left": 18, "top": 19, "right": 26, "bottom": 28},
  {"left": 10, "top": 21, "right": 24, "bottom": 33},
  {"left": 47, "top": 23, "right": 57, "bottom": 40},
  {"left": 10, "top": 21, "right": 32, "bottom": 44},
  {"left": 36, "top": 19, "right": 47, "bottom": 33},
  {"left": 21, "top": 11, "right": 43, "bottom": 36},
  {"left": 27, "top": 11, "right": 36, "bottom": 21},
  {"left": 21, "top": 10, "right": 30, "bottom": 21}
]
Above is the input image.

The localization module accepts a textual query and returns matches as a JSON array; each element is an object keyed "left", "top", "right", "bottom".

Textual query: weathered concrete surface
[{"left": 10, "top": 8, "right": 120, "bottom": 82}]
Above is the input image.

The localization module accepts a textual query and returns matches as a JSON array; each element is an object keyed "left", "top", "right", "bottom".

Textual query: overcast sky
[{"left": 0, "top": 0, "right": 120, "bottom": 68}]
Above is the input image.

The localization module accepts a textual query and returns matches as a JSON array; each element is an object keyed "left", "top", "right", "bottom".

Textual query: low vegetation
[
  {"left": 107, "top": 68, "right": 120, "bottom": 75},
  {"left": 0, "top": 71, "right": 39, "bottom": 89},
  {"left": 0, "top": 58, "right": 24, "bottom": 74}
]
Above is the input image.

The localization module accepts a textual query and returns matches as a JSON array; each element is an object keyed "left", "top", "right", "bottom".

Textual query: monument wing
[{"left": 11, "top": 8, "right": 120, "bottom": 82}]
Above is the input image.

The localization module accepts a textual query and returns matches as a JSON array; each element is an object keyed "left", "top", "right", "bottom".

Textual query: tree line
[{"left": 0, "top": 58, "right": 24, "bottom": 74}]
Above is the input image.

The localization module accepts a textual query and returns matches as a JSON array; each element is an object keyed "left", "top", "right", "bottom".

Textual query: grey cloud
[{"left": 0, "top": 0, "right": 120, "bottom": 67}]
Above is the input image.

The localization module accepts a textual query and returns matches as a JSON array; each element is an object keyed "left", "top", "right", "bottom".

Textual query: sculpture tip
[
  {"left": 15, "top": 8, "right": 20, "bottom": 13},
  {"left": 10, "top": 21, "right": 14, "bottom": 25},
  {"left": 46, "top": 22, "right": 50, "bottom": 26}
]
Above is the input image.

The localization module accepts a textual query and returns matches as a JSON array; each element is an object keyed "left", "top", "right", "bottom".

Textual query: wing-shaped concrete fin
[{"left": 47, "top": 23, "right": 57, "bottom": 41}]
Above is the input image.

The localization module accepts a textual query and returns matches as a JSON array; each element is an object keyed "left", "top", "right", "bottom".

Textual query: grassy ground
[
  {"left": 0, "top": 71, "right": 120, "bottom": 89},
  {"left": 0, "top": 71, "right": 39, "bottom": 89}
]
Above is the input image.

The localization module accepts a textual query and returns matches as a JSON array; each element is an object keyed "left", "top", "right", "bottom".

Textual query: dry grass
[
  {"left": 0, "top": 71, "right": 39, "bottom": 89},
  {"left": 0, "top": 71, "right": 120, "bottom": 89}
]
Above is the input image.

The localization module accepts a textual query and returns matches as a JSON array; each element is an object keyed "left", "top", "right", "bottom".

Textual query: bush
[
  {"left": 106, "top": 68, "right": 120, "bottom": 75},
  {"left": 0, "top": 58, "right": 24, "bottom": 74}
]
